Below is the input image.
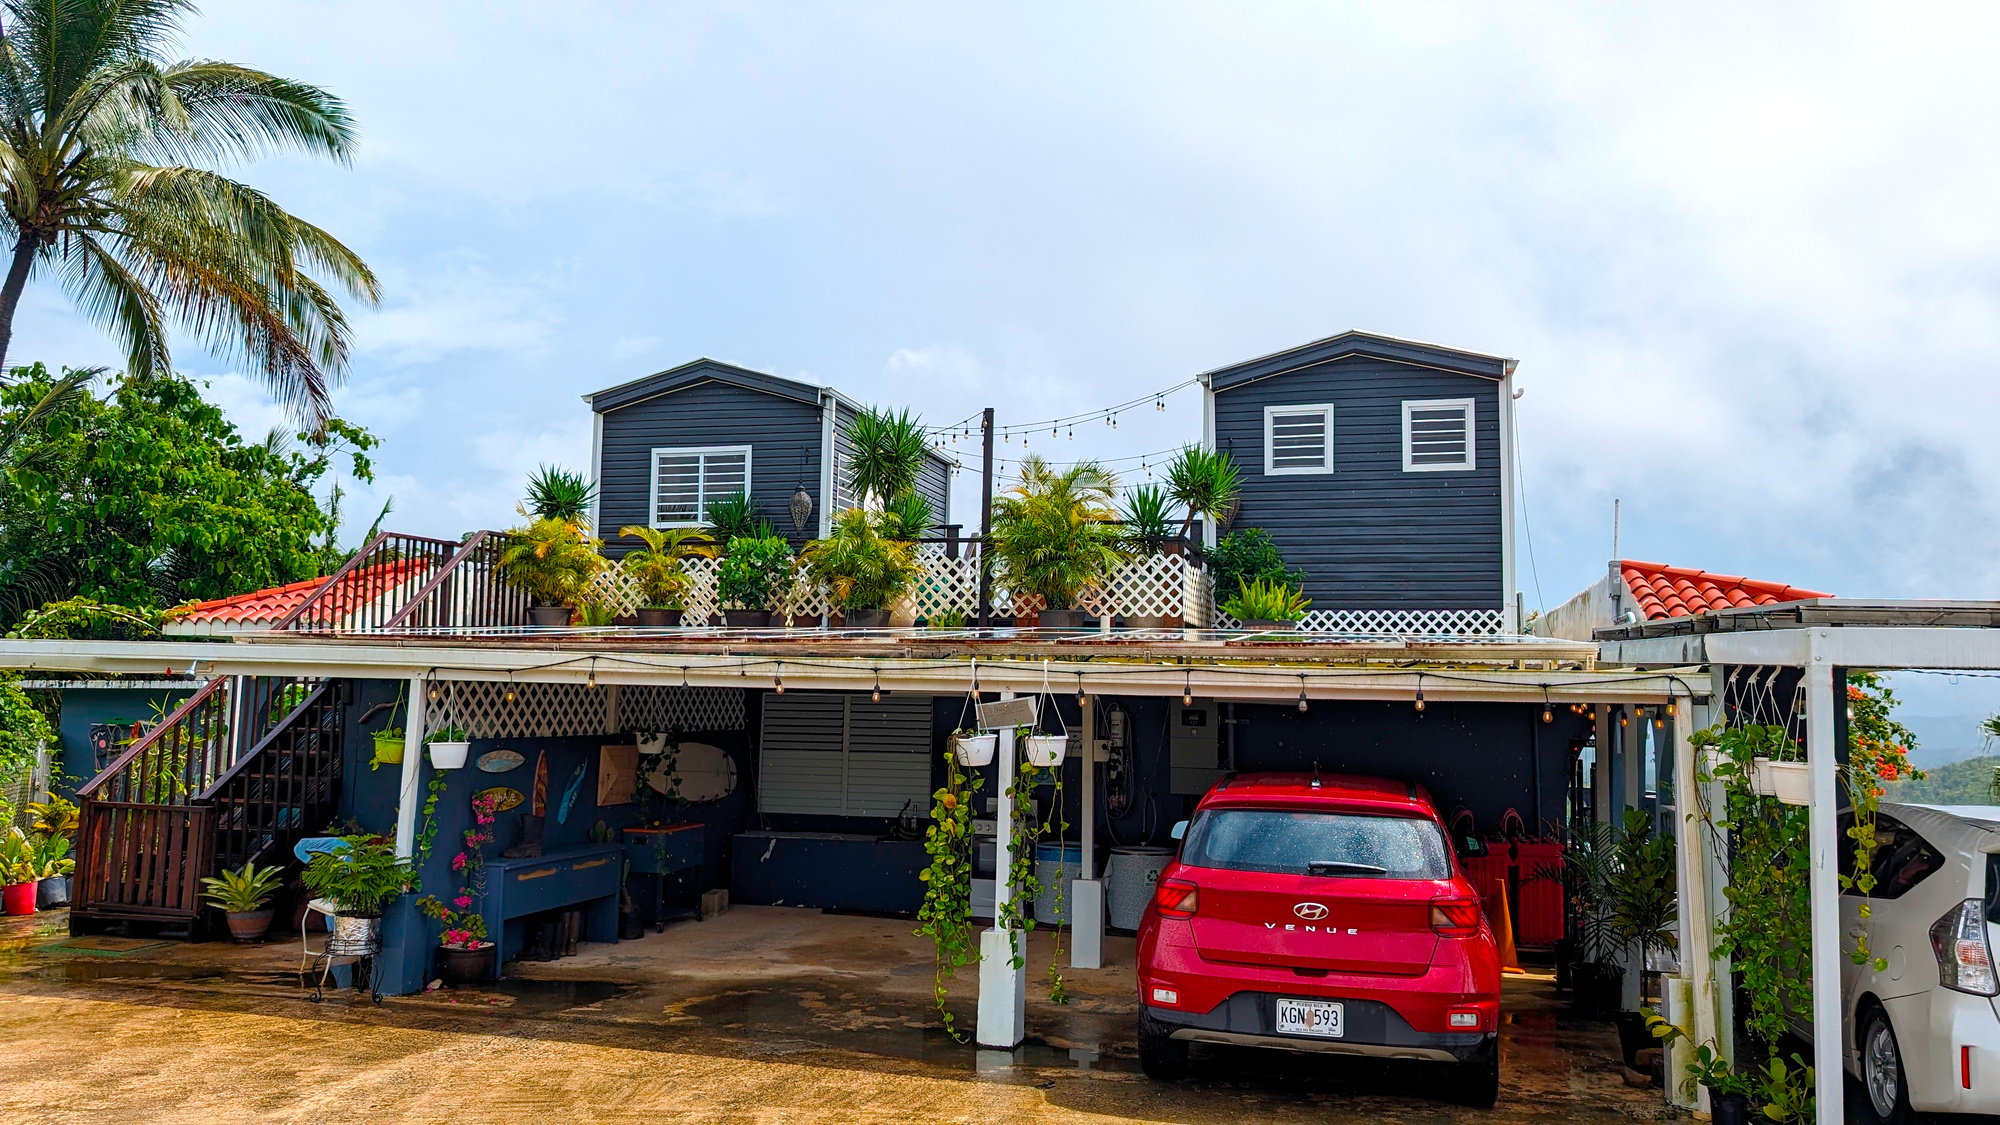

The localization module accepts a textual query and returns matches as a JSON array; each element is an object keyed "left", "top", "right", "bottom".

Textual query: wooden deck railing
[
  {"left": 273, "top": 530, "right": 529, "bottom": 633},
  {"left": 200, "top": 681, "right": 347, "bottom": 872}
]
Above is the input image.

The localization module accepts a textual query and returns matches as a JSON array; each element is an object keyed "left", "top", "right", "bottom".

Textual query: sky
[{"left": 13, "top": 3, "right": 2000, "bottom": 751}]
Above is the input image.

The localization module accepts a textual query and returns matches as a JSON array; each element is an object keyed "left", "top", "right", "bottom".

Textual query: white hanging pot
[
  {"left": 1750, "top": 757, "right": 1811, "bottom": 805},
  {"left": 1024, "top": 734, "right": 1068, "bottom": 768},
  {"left": 953, "top": 733, "right": 997, "bottom": 767},
  {"left": 635, "top": 732, "right": 669, "bottom": 756},
  {"left": 427, "top": 740, "right": 471, "bottom": 769}
]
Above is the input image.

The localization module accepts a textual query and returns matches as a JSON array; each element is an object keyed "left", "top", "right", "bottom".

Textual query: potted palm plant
[
  {"left": 201, "top": 861, "right": 285, "bottom": 942},
  {"left": 716, "top": 535, "right": 794, "bottom": 627},
  {"left": 802, "top": 508, "right": 920, "bottom": 628},
  {"left": 989, "top": 456, "right": 1127, "bottom": 628},
  {"left": 1164, "top": 445, "right": 1241, "bottom": 544},
  {"left": 619, "top": 526, "right": 710, "bottom": 626},
  {"left": 300, "top": 835, "right": 412, "bottom": 956},
  {"left": 1221, "top": 577, "right": 1311, "bottom": 630},
  {"left": 497, "top": 514, "right": 605, "bottom": 627}
]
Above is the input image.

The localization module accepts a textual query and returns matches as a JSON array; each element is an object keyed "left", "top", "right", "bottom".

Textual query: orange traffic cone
[{"left": 1491, "top": 877, "right": 1526, "bottom": 975}]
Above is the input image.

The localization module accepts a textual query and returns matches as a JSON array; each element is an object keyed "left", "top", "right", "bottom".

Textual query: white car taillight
[{"left": 1930, "top": 899, "right": 1999, "bottom": 996}]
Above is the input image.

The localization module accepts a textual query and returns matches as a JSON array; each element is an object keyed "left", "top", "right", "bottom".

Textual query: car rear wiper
[{"left": 1307, "top": 860, "right": 1388, "bottom": 876}]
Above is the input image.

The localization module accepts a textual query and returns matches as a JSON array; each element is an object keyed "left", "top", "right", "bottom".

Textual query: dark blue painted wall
[
  {"left": 52, "top": 686, "right": 195, "bottom": 794},
  {"left": 1213, "top": 355, "right": 1505, "bottom": 609}
]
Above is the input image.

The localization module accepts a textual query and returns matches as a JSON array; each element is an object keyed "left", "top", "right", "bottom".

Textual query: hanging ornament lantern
[{"left": 789, "top": 485, "right": 814, "bottom": 534}]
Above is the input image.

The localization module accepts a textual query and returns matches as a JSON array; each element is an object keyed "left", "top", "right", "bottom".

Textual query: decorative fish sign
[
  {"left": 556, "top": 761, "right": 587, "bottom": 824},
  {"left": 473, "top": 787, "right": 525, "bottom": 813},
  {"left": 476, "top": 750, "right": 524, "bottom": 774}
]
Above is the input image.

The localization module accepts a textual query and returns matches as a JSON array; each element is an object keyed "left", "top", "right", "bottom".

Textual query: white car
[{"left": 1839, "top": 803, "right": 2000, "bottom": 1122}]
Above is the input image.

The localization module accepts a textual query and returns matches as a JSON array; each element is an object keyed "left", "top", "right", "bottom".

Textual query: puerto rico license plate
[{"left": 1275, "top": 998, "right": 1344, "bottom": 1038}]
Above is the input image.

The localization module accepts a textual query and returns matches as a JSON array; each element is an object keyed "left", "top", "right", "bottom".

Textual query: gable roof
[
  {"left": 585, "top": 358, "right": 827, "bottom": 413},
  {"left": 1201, "top": 330, "right": 1516, "bottom": 392},
  {"left": 1619, "top": 559, "right": 1832, "bottom": 621}
]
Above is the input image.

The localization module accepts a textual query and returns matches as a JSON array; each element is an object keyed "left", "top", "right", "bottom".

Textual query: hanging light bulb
[
  {"left": 774, "top": 662, "right": 784, "bottom": 694},
  {"left": 504, "top": 672, "right": 516, "bottom": 705},
  {"left": 1665, "top": 701, "right": 1676, "bottom": 717},
  {"left": 428, "top": 681, "right": 440, "bottom": 704},
  {"left": 1414, "top": 677, "right": 1426, "bottom": 715},
  {"left": 1654, "top": 717, "right": 1665, "bottom": 730},
  {"left": 585, "top": 658, "right": 597, "bottom": 689},
  {"left": 1076, "top": 674, "right": 1086, "bottom": 707},
  {"left": 1619, "top": 711, "right": 1629, "bottom": 727},
  {"left": 1068, "top": 427, "right": 1074, "bottom": 440},
  {"left": 1156, "top": 397, "right": 1164, "bottom": 411},
  {"left": 1297, "top": 674, "right": 1309, "bottom": 712},
  {"left": 681, "top": 666, "right": 690, "bottom": 690},
  {"left": 871, "top": 668, "right": 882, "bottom": 703},
  {"left": 1182, "top": 671, "right": 1193, "bottom": 707}
]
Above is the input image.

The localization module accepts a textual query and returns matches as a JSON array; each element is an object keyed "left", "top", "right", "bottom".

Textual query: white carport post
[
  {"left": 1071, "top": 693, "right": 1104, "bottom": 969},
  {"left": 1805, "top": 658, "right": 1842, "bottom": 1123},
  {"left": 1668, "top": 688, "right": 1717, "bottom": 1114},
  {"left": 392, "top": 674, "right": 427, "bottom": 859},
  {"left": 978, "top": 691, "right": 1026, "bottom": 1048}
]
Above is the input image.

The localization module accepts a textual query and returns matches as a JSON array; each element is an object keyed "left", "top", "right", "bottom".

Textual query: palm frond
[
  {"left": 0, "top": 363, "right": 94, "bottom": 467},
  {"left": 157, "top": 61, "right": 357, "bottom": 164},
  {"left": 56, "top": 231, "right": 169, "bottom": 378}
]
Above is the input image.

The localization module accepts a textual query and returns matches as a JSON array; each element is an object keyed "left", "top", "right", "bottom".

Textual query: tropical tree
[
  {"left": 0, "top": 0, "right": 379, "bottom": 423},
  {"left": 800, "top": 508, "right": 919, "bottom": 612},
  {"left": 1164, "top": 446, "right": 1241, "bottom": 542},
  {"left": 617, "top": 525, "right": 712, "bottom": 609},
  {"left": 844, "top": 407, "right": 927, "bottom": 508},
  {"left": 988, "top": 455, "right": 1126, "bottom": 611}
]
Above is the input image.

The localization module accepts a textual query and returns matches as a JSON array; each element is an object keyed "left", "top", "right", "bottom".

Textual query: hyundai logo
[{"left": 1293, "top": 902, "right": 1329, "bottom": 921}]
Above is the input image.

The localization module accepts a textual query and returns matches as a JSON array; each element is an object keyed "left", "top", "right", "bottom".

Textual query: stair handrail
[
  {"left": 75, "top": 676, "right": 229, "bottom": 801},
  {"left": 270, "top": 530, "right": 467, "bottom": 632},
  {"left": 381, "top": 530, "right": 493, "bottom": 630},
  {"left": 191, "top": 679, "right": 332, "bottom": 804}
]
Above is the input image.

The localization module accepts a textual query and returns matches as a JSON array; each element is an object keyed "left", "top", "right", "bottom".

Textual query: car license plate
[{"left": 1275, "top": 998, "right": 1344, "bottom": 1039}]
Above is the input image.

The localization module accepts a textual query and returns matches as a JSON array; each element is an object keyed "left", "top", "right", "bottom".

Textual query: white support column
[
  {"left": 1072, "top": 694, "right": 1103, "bottom": 970},
  {"left": 1669, "top": 696, "right": 1715, "bottom": 1114},
  {"left": 1593, "top": 704, "right": 1611, "bottom": 825},
  {"left": 392, "top": 675, "right": 427, "bottom": 859},
  {"left": 978, "top": 692, "right": 1027, "bottom": 1048},
  {"left": 1703, "top": 671, "right": 1736, "bottom": 1058},
  {"left": 1805, "top": 660, "right": 1843, "bottom": 1124}
]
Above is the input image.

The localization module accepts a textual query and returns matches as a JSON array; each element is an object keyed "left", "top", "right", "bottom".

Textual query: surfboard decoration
[
  {"left": 476, "top": 749, "right": 524, "bottom": 774},
  {"left": 645, "top": 741, "right": 737, "bottom": 804},
  {"left": 531, "top": 751, "right": 548, "bottom": 816},
  {"left": 556, "top": 761, "right": 587, "bottom": 824},
  {"left": 474, "top": 787, "right": 525, "bottom": 813}
]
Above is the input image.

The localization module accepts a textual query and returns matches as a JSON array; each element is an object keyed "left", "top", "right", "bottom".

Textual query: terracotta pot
[
  {"left": 36, "top": 875, "right": 70, "bottom": 908},
  {"left": 438, "top": 941, "right": 496, "bottom": 987},
  {"left": 722, "top": 609, "right": 772, "bottom": 628},
  {"left": 1037, "top": 608, "right": 1088, "bottom": 629},
  {"left": 843, "top": 607, "right": 890, "bottom": 628},
  {"left": 225, "top": 909, "right": 274, "bottom": 943},
  {"left": 528, "top": 605, "right": 572, "bottom": 627},
  {"left": 3, "top": 881, "right": 37, "bottom": 915},
  {"left": 636, "top": 608, "right": 681, "bottom": 627}
]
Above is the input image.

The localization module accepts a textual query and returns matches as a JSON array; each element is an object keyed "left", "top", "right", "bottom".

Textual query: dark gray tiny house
[
  {"left": 586, "top": 359, "right": 954, "bottom": 551},
  {"left": 1200, "top": 331, "right": 1518, "bottom": 631}
]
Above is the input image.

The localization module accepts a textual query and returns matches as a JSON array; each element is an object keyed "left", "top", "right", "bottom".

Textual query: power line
[{"left": 923, "top": 378, "right": 1199, "bottom": 439}]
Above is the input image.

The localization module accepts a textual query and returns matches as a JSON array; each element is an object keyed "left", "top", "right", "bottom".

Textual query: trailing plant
[
  {"left": 1207, "top": 528, "right": 1305, "bottom": 595},
  {"left": 497, "top": 515, "right": 604, "bottom": 608},
  {"left": 1842, "top": 672, "right": 1920, "bottom": 968},
  {"left": 413, "top": 771, "right": 450, "bottom": 884},
  {"left": 716, "top": 535, "right": 794, "bottom": 611},
  {"left": 425, "top": 725, "right": 469, "bottom": 744},
  {"left": 618, "top": 526, "right": 711, "bottom": 609},
  {"left": 201, "top": 861, "right": 284, "bottom": 914},
  {"left": 1220, "top": 576, "right": 1310, "bottom": 622},
  {"left": 301, "top": 834, "right": 411, "bottom": 917},
  {"left": 524, "top": 465, "right": 597, "bottom": 525},
  {"left": 916, "top": 739, "right": 985, "bottom": 1039},
  {"left": 416, "top": 791, "right": 500, "bottom": 949},
  {"left": 1040, "top": 739, "right": 1070, "bottom": 1005},
  {"left": 997, "top": 739, "right": 1046, "bottom": 965},
  {"left": 1119, "top": 484, "right": 1174, "bottom": 554},
  {"left": 704, "top": 491, "right": 776, "bottom": 543},
  {"left": 801, "top": 508, "right": 920, "bottom": 612},
  {"left": 1164, "top": 445, "right": 1241, "bottom": 541},
  {"left": 988, "top": 456, "right": 1127, "bottom": 612},
  {"left": 845, "top": 407, "right": 929, "bottom": 507}
]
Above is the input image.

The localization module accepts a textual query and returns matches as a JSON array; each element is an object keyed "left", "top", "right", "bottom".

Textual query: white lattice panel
[
  {"left": 619, "top": 686, "right": 747, "bottom": 733},
  {"left": 1075, "top": 552, "right": 1191, "bottom": 619},
  {"left": 427, "top": 680, "right": 610, "bottom": 739},
  {"left": 1207, "top": 607, "right": 1507, "bottom": 636},
  {"left": 913, "top": 554, "right": 979, "bottom": 620},
  {"left": 680, "top": 556, "right": 721, "bottom": 625},
  {"left": 583, "top": 566, "right": 645, "bottom": 618}
]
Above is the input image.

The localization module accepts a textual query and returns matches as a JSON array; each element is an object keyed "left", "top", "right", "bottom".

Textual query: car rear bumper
[{"left": 1145, "top": 996, "right": 1492, "bottom": 1063}]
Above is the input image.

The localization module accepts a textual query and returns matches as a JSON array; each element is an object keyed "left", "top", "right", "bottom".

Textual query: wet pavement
[{"left": 0, "top": 906, "right": 1676, "bottom": 1123}]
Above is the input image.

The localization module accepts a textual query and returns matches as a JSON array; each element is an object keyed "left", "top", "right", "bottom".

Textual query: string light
[
  {"left": 1297, "top": 674, "right": 1308, "bottom": 713},
  {"left": 1542, "top": 688, "right": 1553, "bottom": 724},
  {"left": 428, "top": 680, "right": 440, "bottom": 704},
  {"left": 586, "top": 659, "right": 596, "bottom": 690},
  {"left": 1183, "top": 671, "right": 1193, "bottom": 707},
  {"left": 1654, "top": 716, "right": 1665, "bottom": 730},
  {"left": 681, "top": 665, "right": 689, "bottom": 689},
  {"left": 1076, "top": 674, "right": 1086, "bottom": 706},
  {"left": 871, "top": 668, "right": 882, "bottom": 703},
  {"left": 504, "top": 671, "right": 515, "bottom": 705},
  {"left": 1414, "top": 674, "right": 1426, "bottom": 715},
  {"left": 774, "top": 661, "right": 784, "bottom": 694},
  {"left": 1665, "top": 701, "right": 1676, "bottom": 717},
  {"left": 1619, "top": 710, "right": 1629, "bottom": 727}
]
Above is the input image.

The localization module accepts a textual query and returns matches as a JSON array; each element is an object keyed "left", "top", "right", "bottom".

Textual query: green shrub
[
  {"left": 717, "top": 535, "right": 794, "bottom": 611},
  {"left": 1209, "top": 528, "right": 1304, "bottom": 594}
]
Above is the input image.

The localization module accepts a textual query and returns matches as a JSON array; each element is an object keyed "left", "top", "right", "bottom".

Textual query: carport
[{"left": 1599, "top": 599, "right": 2000, "bottom": 1124}]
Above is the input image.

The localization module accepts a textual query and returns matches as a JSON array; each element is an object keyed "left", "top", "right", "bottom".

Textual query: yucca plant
[
  {"left": 618, "top": 526, "right": 710, "bottom": 609},
  {"left": 704, "top": 491, "right": 775, "bottom": 543},
  {"left": 881, "top": 491, "right": 935, "bottom": 540},
  {"left": 1119, "top": 485, "right": 1175, "bottom": 555},
  {"left": 200, "top": 860, "right": 283, "bottom": 914},
  {"left": 988, "top": 455, "right": 1127, "bottom": 612},
  {"left": 845, "top": 406, "right": 929, "bottom": 506},
  {"left": 525, "top": 465, "right": 596, "bottom": 525},
  {"left": 1165, "top": 446, "right": 1241, "bottom": 542},
  {"left": 496, "top": 515, "right": 604, "bottom": 608},
  {"left": 802, "top": 508, "right": 920, "bottom": 611},
  {"left": 1220, "top": 576, "right": 1310, "bottom": 623}
]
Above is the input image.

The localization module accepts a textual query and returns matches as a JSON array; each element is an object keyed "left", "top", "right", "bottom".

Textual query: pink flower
[
  {"left": 451, "top": 852, "right": 468, "bottom": 871},
  {"left": 453, "top": 894, "right": 473, "bottom": 910}
]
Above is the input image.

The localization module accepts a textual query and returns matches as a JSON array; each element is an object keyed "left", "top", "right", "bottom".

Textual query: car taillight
[
  {"left": 1155, "top": 878, "right": 1199, "bottom": 919},
  {"left": 1931, "top": 899, "right": 1999, "bottom": 996},
  {"left": 1430, "top": 897, "right": 1481, "bottom": 937}
]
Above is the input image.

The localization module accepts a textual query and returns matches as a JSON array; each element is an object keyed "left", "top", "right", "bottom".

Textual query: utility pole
[{"left": 977, "top": 407, "right": 994, "bottom": 627}]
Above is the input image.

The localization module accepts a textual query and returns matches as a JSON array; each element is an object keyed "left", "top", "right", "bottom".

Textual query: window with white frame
[
  {"left": 1401, "top": 399, "right": 1475, "bottom": 471},
  {"left": 650, "top": 445, "right": 751, "bottom": 526},
  {"left": 1263, "top": 404, "right": 1335, "bottom": 475}
]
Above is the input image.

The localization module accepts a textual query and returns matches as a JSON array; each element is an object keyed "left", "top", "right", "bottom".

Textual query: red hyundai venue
[{"left": 1135, "top": 772, "right": 1502, "bottom": 1106}]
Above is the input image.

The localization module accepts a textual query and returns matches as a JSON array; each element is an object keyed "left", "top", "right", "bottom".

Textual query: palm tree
[
  {"left": 1164, "top": 446, "right": 1241, "bottom": 543},
  {"left": 844, "top": 407, "right": 928, "bottom": 508},
  {"left": 988, "top": 455, "right": 1127, "bottom": 612},
  {"left": 0, "top": 0, "right": 379, "bottom": 423}
]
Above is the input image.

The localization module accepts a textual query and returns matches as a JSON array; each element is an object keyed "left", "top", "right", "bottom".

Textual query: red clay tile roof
[
  {"left": 169, "top": 558, "right": 429, "bottom": 627},
  {"left": 1620, "top": 560, "right": 1832, "bottom": 621}
]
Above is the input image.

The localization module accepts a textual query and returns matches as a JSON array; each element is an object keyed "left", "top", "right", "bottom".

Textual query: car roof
[
  {"left": 1883, "top": 802, "right": 2000, "bottom": 843},
  {"left": 1196, "top": 772, "right": 1436, "bottom": 816}
]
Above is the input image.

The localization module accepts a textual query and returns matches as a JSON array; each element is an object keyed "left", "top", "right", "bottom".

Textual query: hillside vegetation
[{"left": 1885, "top": 756, "right": 2000, "bottom": 806}]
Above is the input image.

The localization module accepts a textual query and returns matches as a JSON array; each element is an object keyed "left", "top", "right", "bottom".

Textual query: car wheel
[
  {"left": 1448, "top": 1037, "right": 1500, "bottom": 1108},
  {"left": 1860, "top": 1008, "right": 1913, "bottom": 1125},
  {"left": 1137, "top": 1008, "right": 1190, "bottom": 1081}
]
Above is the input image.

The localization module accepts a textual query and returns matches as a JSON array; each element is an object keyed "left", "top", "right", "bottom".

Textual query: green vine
[
  {"left": 411, "top": 769, "right": 450, "bottom": 892},
  {"left": 1039, "top": 742, "right": 1069, "bottom": 1005},
  {"left": 998, "top": 731, "right": 1045, "bottom": 967},
  {"left": 1840, "top": 672, "right": 1921, "bottom": 968},
  {"left": 916, "top": 742, "right": 983, "bottom": 1039}
]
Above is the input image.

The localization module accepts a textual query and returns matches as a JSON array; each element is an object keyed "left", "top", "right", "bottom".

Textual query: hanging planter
[
  {"left": 1750, "top": 757, "right": 1811, "bottom": 805},
  {"left": 370, "top": 728, "right": 405, "bottom": 768},
  {"left": 953, "top": 732, "right": 997, "bottom": 767},
  {"left": 1024, "top": 734, "right": 1067, "bottom": 767},
  {"left": 428, "top": 739, "right": 471, "bottom": 770},
  {"left": 636, "top": 732, "right": 669, "bottom": 756}
]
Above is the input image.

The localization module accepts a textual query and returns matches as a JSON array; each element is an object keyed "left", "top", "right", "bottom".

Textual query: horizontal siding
[
  {"left": 1214, "top": 356, "right": 1503, "bottom": 609},
  {"left": 598, "top": 375, "right": 825, "bottom": 552},
  {"left": 916, "top": 456, "right": 952, "bottom": 528},
  {"left": 844, "top": 753, "right": 933, "bottom": 817}
]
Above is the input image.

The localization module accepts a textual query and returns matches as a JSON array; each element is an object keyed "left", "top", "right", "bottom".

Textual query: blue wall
[{"left": 53, "top": 685, "right": 196, "bottom": 793}]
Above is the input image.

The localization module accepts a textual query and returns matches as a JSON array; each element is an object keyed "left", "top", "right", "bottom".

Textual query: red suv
[{"left": 1135, "top": 772, "right": 1501, "bottom": 1106}]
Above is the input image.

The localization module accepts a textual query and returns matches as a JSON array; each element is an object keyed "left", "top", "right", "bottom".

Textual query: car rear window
[
  {"left": 1181, "top": 808, "right": 1450, "bottom": 879},
  {"left": 1987, "top": 854, "right": 2000, "bottom": 925}
]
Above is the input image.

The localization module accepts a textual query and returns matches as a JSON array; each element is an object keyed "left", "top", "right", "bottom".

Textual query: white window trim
[
  {"left": 1262, "top": 403, "right": 1336, "bottom": 476},
  {"left": 1401, "top": 398, "right": 1476, "bottom": 473},
  {"left": 649, "top": 444, "right": 753, "bottom": 528}
]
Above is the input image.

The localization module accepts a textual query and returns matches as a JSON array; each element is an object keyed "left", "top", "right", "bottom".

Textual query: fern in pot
[{"left": 301, "top": 835, "right": 412, "bottom": 956}]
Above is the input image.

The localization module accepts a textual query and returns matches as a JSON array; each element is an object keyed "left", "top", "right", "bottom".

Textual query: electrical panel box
[{"left": 1170, "top": 699, "right": 1224, "bottom": 794}]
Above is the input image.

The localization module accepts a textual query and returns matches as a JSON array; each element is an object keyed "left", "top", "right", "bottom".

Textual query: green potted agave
[
  {"left": 300, "top": 835, "right": 412, "bottom": 957},
  {"left": 201, "top": 861, "right": 286, "bottom": 942},
  {"left": 801, "top": 508, "right": 919, "bottom": 628},
  {"left": 619, "top": 526, "right": 709, "bottom": 626},
  {"left": 1221, "top": 576, "right": 1310, "bottom": 630}
]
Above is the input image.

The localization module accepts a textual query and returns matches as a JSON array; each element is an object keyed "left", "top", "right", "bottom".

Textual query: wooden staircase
[{"left": 71, "top": 676, "right": 346, "bottom": 935}]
